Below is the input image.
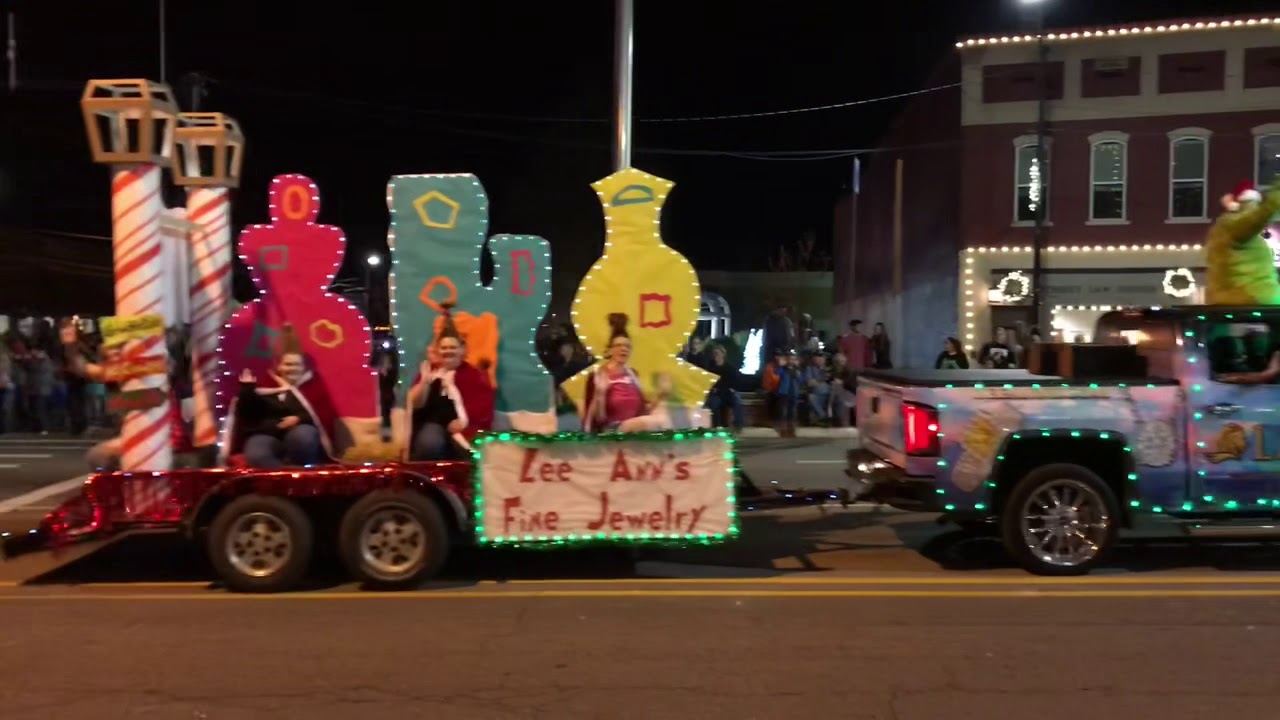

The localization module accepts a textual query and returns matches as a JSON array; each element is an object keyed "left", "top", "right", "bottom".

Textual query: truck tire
[
  {"left": 208, "top": 495, "right": 314, "bottom": 593},
  {"left": 339, "top": 490, "right": 449, "bottom": 590},
  {"left": 1000, "top": 463, "right": 1120, "bottom": 576}
]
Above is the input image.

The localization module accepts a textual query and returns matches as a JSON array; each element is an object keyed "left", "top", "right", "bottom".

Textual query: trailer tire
[
  {"left": 1000, "top": 463, "right": 1120, "bottom": 576},
  {"left": 208, "top": 495, "right": 314, "bottom": 593},
  {"left": 339, "top": 490, "right": 449, "bottom": 591}
]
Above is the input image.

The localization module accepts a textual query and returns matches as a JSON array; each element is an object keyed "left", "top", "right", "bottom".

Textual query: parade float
[{"left": 0, "top": 78, "right": 737, "bottom": 593}]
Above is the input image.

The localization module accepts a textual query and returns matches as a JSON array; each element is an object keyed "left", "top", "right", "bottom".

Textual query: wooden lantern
[
  {"left": 80, "top": 79, "right": 179, "bottom": 167},
  {"left": 173, "top": 112, "right": 245, "bottom": 188}
]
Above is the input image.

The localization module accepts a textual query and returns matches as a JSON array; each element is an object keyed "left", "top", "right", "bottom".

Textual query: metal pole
[
  {"left": 159, "top": 0, "right": 167, "bottom": 83},
  {"left": 612, "top": 0, "right": 634, "bottom": 171},
  {"left": 1030, "top": 6, "right": 1048, "bottom": 333},
  {"left": 6, "top": 12, "right": 16, "bottom": 93}
]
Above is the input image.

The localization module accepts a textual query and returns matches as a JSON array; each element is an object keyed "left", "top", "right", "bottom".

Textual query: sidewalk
[{"left": 737, "top": 427, "right": 858, "bottom": 440}]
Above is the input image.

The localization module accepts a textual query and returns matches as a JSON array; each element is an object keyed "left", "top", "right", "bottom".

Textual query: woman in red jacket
[{"left": 407, "top": 303, "right": 495, "bottom": 460}]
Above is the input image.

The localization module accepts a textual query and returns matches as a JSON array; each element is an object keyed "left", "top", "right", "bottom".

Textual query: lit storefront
[{"left": 959, "top": 243, "right": 1208, "bottom": 350}]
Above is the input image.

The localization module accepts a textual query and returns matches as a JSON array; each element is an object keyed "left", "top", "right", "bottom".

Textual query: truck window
[{"left": 1207, "top": 322, "right": 1277, "bottom": 380}]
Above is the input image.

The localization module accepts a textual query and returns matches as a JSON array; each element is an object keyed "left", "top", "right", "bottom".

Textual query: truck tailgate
[{"left": 856, "top": 376, "right": 905, "bottom": 463}]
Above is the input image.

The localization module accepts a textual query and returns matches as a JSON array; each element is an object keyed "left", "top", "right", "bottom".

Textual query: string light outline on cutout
[
  {"left": 213, "top": 174, "right": 377, "bottom": 442},
  {"left": 387, "top": 173, "right": 554, "bottom": 414},
  {"left": 571, "top": 167, "right": 718, "bottom": 394}
]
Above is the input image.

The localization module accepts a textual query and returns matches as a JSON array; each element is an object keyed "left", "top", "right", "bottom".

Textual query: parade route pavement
[{"left": 2, "top": 573, "right": 1280, "bottom": 719}]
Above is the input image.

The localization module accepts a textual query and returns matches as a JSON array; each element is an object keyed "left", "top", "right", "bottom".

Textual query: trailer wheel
[
  {"left": 208, "top": 495, "right": 314, "bottom": 593},
  {"left": 1000, "top": 463, "right": 1119, "bottom": 576},
  {"left": 339, "top": 490, "right": 449, "bottom": 590}
]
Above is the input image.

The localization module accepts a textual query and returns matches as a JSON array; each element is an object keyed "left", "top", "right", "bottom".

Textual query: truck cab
[{"left": 848, "top": 306, "right": 1280, "bottom": 575}]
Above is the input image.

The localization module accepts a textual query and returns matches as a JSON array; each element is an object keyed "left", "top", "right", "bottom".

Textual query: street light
[{"left": 366, "top": 254, "right": 381, "bottom": 267}]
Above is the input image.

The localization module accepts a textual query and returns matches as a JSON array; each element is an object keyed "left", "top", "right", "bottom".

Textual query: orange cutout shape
[
  {"left": 432, "top": 310, "right": 500, "bottom": 387},
  {"left": 282, "top": 185, "right": 310, "bottom": 221},
  {"left": 419, "top": 276, "right": 458, "bottom": 312}
]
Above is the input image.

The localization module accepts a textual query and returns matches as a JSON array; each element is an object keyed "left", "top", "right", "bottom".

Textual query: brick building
[{"left": 836, "top": 14, "right": 1280, "bottom": 367}]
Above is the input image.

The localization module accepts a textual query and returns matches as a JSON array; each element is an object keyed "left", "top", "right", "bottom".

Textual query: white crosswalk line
[
  {"left": 0, "top": 475, "right": 90, "bottom": 513},
  {"left": 0, "top": 464, "right": 19, "bottom": 469},
  {"left": 0, "top": 454, "right": 53, "bottom": 459}
]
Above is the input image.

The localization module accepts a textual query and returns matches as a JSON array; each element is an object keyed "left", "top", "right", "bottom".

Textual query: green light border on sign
[{"left": 471, "top": 429, "right": 740, "bottom": 547}]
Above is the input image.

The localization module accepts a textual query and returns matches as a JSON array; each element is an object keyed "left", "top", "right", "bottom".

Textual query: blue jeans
[
  {"left": 243, "top": 425, "right": 323, "bottom": 469},
  {"left": 808, "top": 387, "right": 831, "bottom": 421},
  {"left": 706, "top": 391, "right": 745, "bottom": 430},
  {"left": 411, "top": 422, "right": 452, "bottom": 461}
]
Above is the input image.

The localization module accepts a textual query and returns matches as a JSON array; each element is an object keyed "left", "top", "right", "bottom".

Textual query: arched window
[
  {"left": 1012, "top": 134, "right": 1051, "bottom": 224},
  {"left": 698, "top": 291, "right": 731, "bottom": 339},
  {"left": 1168, "top": 128, "right": 1211, "bottom": 221},
  {"left": 1089, "top": 131, "right": 1129, "bottom": 222}
]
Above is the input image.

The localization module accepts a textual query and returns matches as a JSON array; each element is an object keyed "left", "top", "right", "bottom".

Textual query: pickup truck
[{"left": 848, "top": 306, "right": 1280, "bottom": 575}]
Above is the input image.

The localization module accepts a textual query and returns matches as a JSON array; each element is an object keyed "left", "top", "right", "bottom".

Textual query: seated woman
[
  {"left": 408, "top": 303, "right": 495, "bottom": 460},
  {"left": 582, "top": 313, "right": 671, "bottom": 433},
  {"left": 227, "top": 325, "right": 331, "bottom": 468}
]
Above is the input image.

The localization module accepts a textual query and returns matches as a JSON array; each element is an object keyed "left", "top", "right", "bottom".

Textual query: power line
[
  {"left": 217, "top": 78, "right": 962, "bottom": 125},
  {"left": 215, "top": 82, "right": 956, "bottom": 160}
]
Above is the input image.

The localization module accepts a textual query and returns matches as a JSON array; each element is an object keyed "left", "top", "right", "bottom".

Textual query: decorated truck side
[{"left": 849, "top": 306, "right": 1280, "bottom": 575}]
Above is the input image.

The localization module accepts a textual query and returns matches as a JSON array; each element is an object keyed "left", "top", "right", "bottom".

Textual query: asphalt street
[
  {"left": 6, "top": 431, "right": 1280, "bottom": 717},
  {"left": 2, "top": 577, "right": 1280, "bottom": 719}
]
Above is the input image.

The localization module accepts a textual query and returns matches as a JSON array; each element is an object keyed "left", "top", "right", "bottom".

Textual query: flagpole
[{"left": 612, "top": 0, "right": 634, "bottom": 171}]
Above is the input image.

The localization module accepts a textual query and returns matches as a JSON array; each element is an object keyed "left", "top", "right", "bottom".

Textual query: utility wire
[{"left": 217, "top": 78, "right": 961, "bottom": 125}]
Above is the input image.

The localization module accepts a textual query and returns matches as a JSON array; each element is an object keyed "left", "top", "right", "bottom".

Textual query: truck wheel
[
  {"left": 208, "top": 495, "right": 314, "bottom": 593},
  {"left": 1000, "top": 463, "right": 1119, "bottom": 576},
  {"left": 339, "top": 490, "right": 449, "bottom": 590}
]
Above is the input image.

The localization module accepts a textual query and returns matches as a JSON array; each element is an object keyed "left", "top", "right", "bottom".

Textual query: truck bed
[{"left": 856, "top": 369, "right": 1178, "bottom": 387}]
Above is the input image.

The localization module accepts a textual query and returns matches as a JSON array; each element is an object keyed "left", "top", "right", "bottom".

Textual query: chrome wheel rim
[
  {"left": 225, "top": 512, "right": 293, "bottom": 578},
  {"left": 359, "top": 507, "right": 427, "bottom": 579},
  {"left": 1019, "top": 479, "right": 1111, "bottom": 568}
]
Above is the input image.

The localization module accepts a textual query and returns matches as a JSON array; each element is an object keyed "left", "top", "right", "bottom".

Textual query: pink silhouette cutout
[{"left": 216, "top": 174, "right": 378, "bottom": 440}]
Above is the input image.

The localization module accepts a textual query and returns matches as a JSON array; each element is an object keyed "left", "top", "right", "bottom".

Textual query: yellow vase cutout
[{"left": 563, "top": 168, "right": 716, "bottom": 413}]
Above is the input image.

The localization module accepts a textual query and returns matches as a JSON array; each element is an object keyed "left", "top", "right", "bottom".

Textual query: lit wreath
[
  {"left": 995, "top": 271, "right": 1031, "bottom": 303},
  {"left": 1162, "top": 268, "right": 1196, "bottom": 299}
]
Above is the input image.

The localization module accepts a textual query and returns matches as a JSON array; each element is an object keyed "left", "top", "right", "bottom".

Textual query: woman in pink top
[{"left": 582, "top": 313, "right": 670, "bottom": 432}]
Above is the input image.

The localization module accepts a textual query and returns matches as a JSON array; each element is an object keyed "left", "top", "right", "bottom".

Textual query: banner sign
[
  {"left": 100, "top": 314, "right": 165, "bottom": 347},
  {"left": 103, "top": 355, "right": 168, "bottom": 383},
  {"left": 475, "top": 431, "right": 737, "bottom": 544}
]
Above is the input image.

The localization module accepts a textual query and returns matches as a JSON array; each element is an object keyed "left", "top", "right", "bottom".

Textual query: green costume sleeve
[{"left": 1217, "top": 186, "right": 1280, "bottom": 245}]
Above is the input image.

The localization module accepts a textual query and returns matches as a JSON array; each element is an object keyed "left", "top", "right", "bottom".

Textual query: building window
[
  {"left": 1158, "top": 51, "right": 1226, "bottom": 94},
  {"left": 1089, "top": 132, "right": 1128, "bottom": 222},
  {"left": 1168, "top": 128, "right": 1210, "bottom": 221},
  {"left": 1013, "top": 135, "right": 1050, "bottom": 224},
  {"left": 1244, "top": 46, "right": 1280, "bottom": 89},
  {"left": 1255, "top": 124, "right": 1280, "bottom": 186}
]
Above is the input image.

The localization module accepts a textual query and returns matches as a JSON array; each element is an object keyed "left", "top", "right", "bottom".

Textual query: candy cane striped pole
[
  {"left": 111, "top": 164, "right": 173, "bottom": 472},
  {"left": 185, "top": 186, "right": 232, "bottom": 447}
]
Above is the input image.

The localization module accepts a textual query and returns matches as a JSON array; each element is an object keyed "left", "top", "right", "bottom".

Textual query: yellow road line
[
  {"left": 8, "top": 575, "right": 1280, "bottom": 590},
  {"left": 5, "top": 588, "right": 1280, "bottom": 601}
]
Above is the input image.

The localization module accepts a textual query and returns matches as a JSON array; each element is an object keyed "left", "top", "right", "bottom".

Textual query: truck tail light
[{"left": 902, "top": 402, "right": 941, "bottom": 457}]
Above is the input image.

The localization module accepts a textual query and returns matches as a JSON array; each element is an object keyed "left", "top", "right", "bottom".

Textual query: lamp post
[
  {"left": 1021, "top": 0, "right": 1050, "bottom": 333},
  {"left": 173, "top": 111, "right": 244, "bottom": 447},
  {"left": 365, "top": 253, "right": 382, "bottom": 326}
]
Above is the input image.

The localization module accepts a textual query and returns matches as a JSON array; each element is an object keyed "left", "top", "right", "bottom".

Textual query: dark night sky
[{"left": 3, "top": 0, "right": 1277, "bottom": 288}]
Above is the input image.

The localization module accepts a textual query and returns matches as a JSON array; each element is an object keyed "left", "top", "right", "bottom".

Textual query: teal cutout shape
[
  {"left": 610, "top": 184, "right": 655, "bottom": 206},
  {"left": 244, "top": 322, "right": 280, "bottom": 359},
  {"left": 259, "top": 245, "right": 290, "bottom": 271},
  {"left": 388, "top": 174, "right": 553, "bottom": 414}
]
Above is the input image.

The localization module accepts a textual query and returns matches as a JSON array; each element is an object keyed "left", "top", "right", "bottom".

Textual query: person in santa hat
[
  {"left": 406, "top": 302, "right": 495, "bottom": 460},
  {"left": 1206, "top": 180, "right": 1280, "bottom": 305}
]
